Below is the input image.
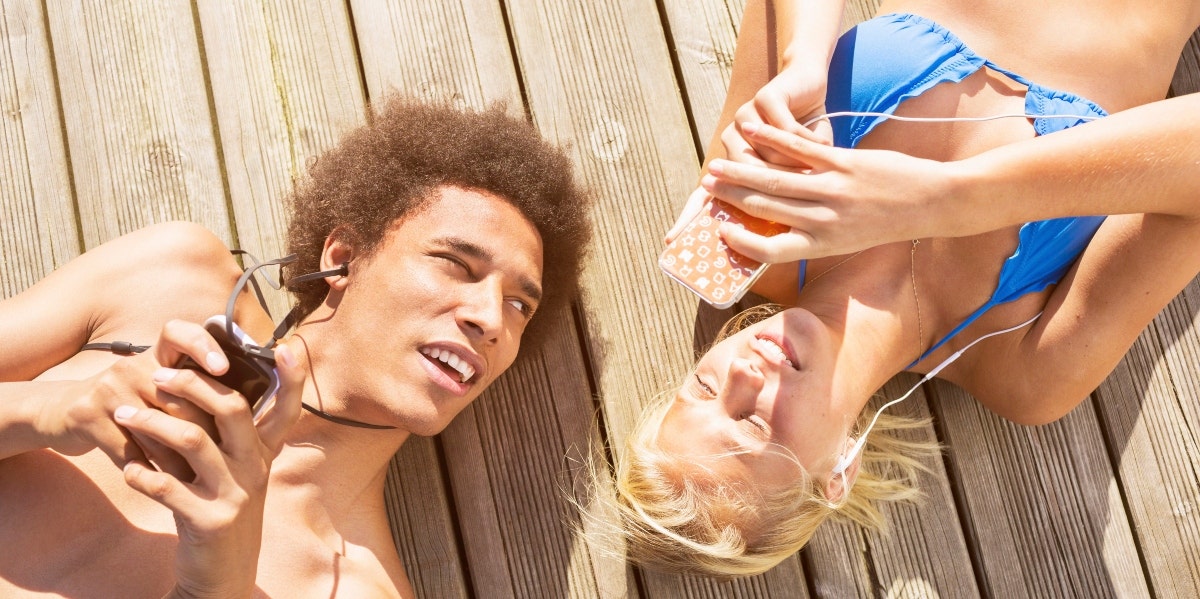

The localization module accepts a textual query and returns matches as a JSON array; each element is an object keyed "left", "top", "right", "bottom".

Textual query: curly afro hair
[{"left": 285, "top": 97, "right": 591, "bottom": 353}]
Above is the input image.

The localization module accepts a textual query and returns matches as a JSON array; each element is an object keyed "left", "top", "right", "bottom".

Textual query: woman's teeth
[
  {"left": 421, "top": 347, "right": 476, "bottom": 382},
  {"left": 757, "top": 338, "right": 795, "bottom": 368}
]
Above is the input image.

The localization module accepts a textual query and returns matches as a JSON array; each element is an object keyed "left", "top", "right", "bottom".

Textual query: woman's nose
[{"left": 719, "top": 357, "right": 764, "bottom": 417}]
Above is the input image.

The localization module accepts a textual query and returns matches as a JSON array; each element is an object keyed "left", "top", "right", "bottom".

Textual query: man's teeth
[
  {"left": 758, "top": 338, "right": 795, "bottom": 368},
  {"left": 421, "top": 348, "right": 476, "bottom": 383}
]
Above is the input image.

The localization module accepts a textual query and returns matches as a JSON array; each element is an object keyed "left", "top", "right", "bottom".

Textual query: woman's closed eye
[{"left": 694, "top": 373, "right": 717, "bottom": 398}]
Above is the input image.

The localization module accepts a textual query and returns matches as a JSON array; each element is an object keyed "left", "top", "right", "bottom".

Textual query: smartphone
[
  {"left": 658, "top": 198, "right": 790, "bottom": 308},
  {"left": 177, "top": 315, "right": 279, "bottom": 419}
]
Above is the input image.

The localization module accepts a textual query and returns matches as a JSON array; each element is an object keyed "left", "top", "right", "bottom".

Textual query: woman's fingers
[
  {"left": 719, "top": 225, "right": 821, "bottom": 264},
  {"left": 665, "top": 186, "right": 712, "bottom": 244},
  {"left": 741, "top": 121, "right": 838, "bottom": 168}
]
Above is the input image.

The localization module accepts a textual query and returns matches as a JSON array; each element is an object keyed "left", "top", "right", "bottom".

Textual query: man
[{"left": 0, "top": 99, "right": 591, "bottom": 597}]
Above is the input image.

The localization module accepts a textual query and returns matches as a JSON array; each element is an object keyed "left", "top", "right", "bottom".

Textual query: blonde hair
[{"left": 590, "top": 305, "right": 940, "bottom": 579}]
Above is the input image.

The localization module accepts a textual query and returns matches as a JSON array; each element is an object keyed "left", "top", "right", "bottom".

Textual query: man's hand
[
  {"left": 34, "top": 320, "right": 246, "bottom": 478},
  {"left": 118, "top": 340, "right": 303, "bottom": 599}
]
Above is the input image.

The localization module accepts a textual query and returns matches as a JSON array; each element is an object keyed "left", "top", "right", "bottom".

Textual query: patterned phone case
[{"left": 659, "top": 199, "right": 790, "bottom": 308}]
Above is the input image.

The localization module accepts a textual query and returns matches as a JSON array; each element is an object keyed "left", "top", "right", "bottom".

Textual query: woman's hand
[
  {"left": 700, "top": 122, "right": 968, "bottom": 262},
  {"left": 34, "top": 320, "right": 247, "bottom": 478},
  {"left": 667, "top": 63, "right": 833, "bottom": 245},
  {"left": 118, "top": 341, "right": 303, "bottom": 599}
]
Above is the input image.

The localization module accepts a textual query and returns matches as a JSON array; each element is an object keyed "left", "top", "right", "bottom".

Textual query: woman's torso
[{"left": 880, "top": 0, "right": 1200, "bottom": 112}]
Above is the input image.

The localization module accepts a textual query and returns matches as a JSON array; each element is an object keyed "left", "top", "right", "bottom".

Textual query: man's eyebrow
[{"left": 435, "top": 236, "right": 543, "bottom": 302}]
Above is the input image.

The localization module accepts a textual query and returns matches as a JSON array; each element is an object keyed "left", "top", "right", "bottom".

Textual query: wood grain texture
[
  {"left": 930, "top": 381, "right": 1150, "bottom": 599},
  {"left": 1092, "top": 290, "right": 1200, "bottom": 599},
  {"left": 0, "top": 0, "right": 80, "bottom": 296},
  {"left": 195, "top": 0, "right": 367, "bottom": 316},
  {"left": 350, "top": 0, "right": 521, "bottom": 110},
  {"left": 1169, "top": 28, "right": 1200, "bottom": 96},
  {"left": 386, "top": 438, "right": 470, "bottom": 599},
  {"left": 442, "top": 309, "right": 627, "bottom": 598},
  {"left": 500, "top": 0, "right": 733, "bottom": 595},
  {"left": 806, "top": 376, "right": 979, "bottom": 599},
  {"left": 46, "top": 0, "right": 230, "bottom": 248}
]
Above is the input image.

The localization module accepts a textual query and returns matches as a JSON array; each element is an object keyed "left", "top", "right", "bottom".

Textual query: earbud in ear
[{"left": 832, "top": 436, "right": 864, "bottom": 476}]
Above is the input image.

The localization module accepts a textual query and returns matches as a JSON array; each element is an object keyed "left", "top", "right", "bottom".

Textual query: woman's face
[{"left": 656, "top": 308, "right": 855, "bottom": 489}]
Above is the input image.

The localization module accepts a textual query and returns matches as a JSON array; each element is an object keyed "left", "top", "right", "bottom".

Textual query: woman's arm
[
  {"left": 705, "top": 92, "right": 1200, "bottom": 261},
  {"left": 666, "top": 0, "right": 845, "bottom": 243}
]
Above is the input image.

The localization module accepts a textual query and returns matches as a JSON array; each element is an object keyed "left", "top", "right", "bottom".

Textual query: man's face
[{"left": 317, "top": 186, "right": 543, "bottom": 435}]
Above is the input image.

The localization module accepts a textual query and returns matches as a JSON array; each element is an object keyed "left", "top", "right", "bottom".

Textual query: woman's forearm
[
  {"left": 776, "top": 0, "right": 846, "bottom": 70},
  {"left": 953, "top": 93, "right": 1200, "bottom": 226}
]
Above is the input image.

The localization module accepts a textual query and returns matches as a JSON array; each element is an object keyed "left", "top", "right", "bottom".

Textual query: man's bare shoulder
[{"left": 1, "top": 222, "right": 246, "bottom": 381}]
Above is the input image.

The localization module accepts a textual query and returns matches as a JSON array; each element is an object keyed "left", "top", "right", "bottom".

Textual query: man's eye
[
  {"left": 436, "top": 254, "right": 472, "bottom": 275},
  {"left": 506, "top": 298, "right": 534, "bottom": 317}
]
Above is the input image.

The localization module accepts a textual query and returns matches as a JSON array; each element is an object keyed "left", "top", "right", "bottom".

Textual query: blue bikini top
[{"left": 802, "top": 12, "right": 1108, "bottom": 368}]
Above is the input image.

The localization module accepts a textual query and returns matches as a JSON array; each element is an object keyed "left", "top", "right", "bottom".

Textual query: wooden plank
[
  {"left": 194, "top": 0, "right": 367, "bottom": 317},
  {"left": 930, "top": 382, "right": 1150, "bottom": 598},
  {"left": 350, "top": 0, "right": 521, "bottom": 109},
  {"left": 501, "top": 0, "right": 764, "bottom": 595},
  {"left": 1092, "top": 294, "right": 1200, "bottom": 599},
  {"left": 1168, "top": 28, "right": 1200, "bottom": 96},
  {"left": 443, "top": 310, "right": 638, "bottom": 598},
  {"left": 385, "top": 439, "right": 469, "bottom": 599},
  {"left": 805, "top": 376, "right": 979, "bottom": 598},
  {"left": 351, "top": 2, "right": 629, "bottom": 596},
  {"left": 0, "top": 0, "right": 81, "bottom": 296},
  {"left": 46, "top": 0, "right": 230, "bottom": 247}
]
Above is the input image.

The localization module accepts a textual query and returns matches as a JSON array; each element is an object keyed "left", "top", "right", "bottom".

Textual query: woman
[{"left": 605, "top": 0, "right": 1200, "bottom": 579}]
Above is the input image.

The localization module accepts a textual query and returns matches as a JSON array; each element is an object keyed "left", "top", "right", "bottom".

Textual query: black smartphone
[{"left": 177, "top": 315, "right": 280, "bottom": 419}]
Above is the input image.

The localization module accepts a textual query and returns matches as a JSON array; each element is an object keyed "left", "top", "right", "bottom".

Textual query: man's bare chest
[{"left": 0, "top": 449, "right": 176, "bottom": 597}]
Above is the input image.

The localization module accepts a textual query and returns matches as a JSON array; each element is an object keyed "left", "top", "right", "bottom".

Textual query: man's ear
[
  {"left": 823, "top": 437, "right": 864, "bottom": 503},
  {"left": 319, "top": 231, "right": 354, "bottom": 291}
]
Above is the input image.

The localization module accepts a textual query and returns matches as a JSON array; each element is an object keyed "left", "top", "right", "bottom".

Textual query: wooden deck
[{"left": 3, "top": 1, "right": 1198, "bottom": 597}]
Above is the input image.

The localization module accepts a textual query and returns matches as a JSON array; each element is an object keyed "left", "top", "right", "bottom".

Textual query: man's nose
[{"left": 458, "top": 279, "right": 505, "bottom": 343}]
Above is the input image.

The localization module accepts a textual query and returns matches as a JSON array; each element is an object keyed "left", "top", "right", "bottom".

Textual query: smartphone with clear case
[{"left": 658, "top": 198, "right": 789, "bottom": 308}]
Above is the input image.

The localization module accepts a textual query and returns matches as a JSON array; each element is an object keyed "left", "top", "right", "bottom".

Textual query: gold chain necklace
[
  {"left": 910, "top": 239, "right": 924, "bottom": 361},
  {"left": 801, "top": 240, "right": 926, "bottom": 361}
]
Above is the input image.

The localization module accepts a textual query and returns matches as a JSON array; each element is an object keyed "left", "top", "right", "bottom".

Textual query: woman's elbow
[{"left": 974, "top": 382, "right": 1091, "bottom": 426}]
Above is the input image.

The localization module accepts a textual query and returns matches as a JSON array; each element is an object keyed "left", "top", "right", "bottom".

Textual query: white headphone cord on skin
[
  {"left": 830, "top": 312, "right": 1043, "bottom": 475},
  {"left": 803, "top": 111, "right": 1100, "bottom": 128}
]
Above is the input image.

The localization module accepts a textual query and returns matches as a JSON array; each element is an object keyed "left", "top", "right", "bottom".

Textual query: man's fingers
[
  {"left": 155, "top": 319, "right": 230, "bottom": 378},
  {"left": 152, "top": 368, "right": 258, "bottom": 459},
  {"left": 122, "top": 459, "right": 192, "bottom": 513},
  {"left": 114, "top": 405, "right": 226, "bottom": 493},
  {"left": 254, "top": 344, "right": 303, "bottom": 453}
]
